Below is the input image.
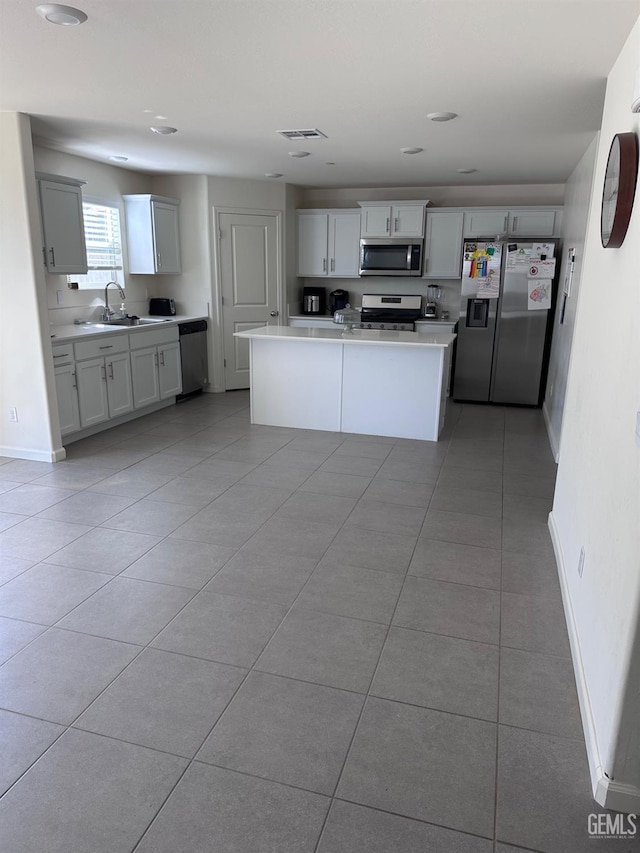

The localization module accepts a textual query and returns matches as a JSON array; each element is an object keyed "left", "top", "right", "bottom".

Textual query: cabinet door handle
[
  {"left": 99, "top": 345, "right": 113, "bottom": 350},
  {"left": 512, "top": 215, "right": 518, "bottom": 230},
  {"left": 322, "top": 258, "right": 326, "bottom": 272},
  {"left": 160, "top": 351, "right": 165, "bottom": 366},
  {"left": 108, "top": 362, "right": 114, "bottom": 380},
  {"left": 330, "top": 258, "right": 335, "bottom": 272},
  {"left": 49, "top": 247, "right": 56, "bottom": 267},
  {"left": 386, "top": 217, "right": 390, "bottom": 233},
  {"left": 156, "top": 251, "right": 162, "bottom": 269},
  {"left": 154, "top": 353, "right": 159, "bottom": 367},
  {"left": 53, "top": 353, "right": 70, "bottom": 359},
  {"left": 101, "top": 365, "right": 107, "bottom": 382},
  {"left": 503, "top": 215, "right": 508, "bottom": 232},
  {"left": 72, "top": 372, "right": 77, "bottom": 389},
  {"left": 394, "top": 217, "right": 399, "bottom": 233}
]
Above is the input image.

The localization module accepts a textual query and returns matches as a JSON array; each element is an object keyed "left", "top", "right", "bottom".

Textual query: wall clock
[{"left": 600, "top": 131, "right": 638, "bottom": 248}]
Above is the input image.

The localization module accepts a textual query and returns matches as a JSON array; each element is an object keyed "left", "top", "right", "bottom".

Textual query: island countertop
[{"left": 235, "top": 326, "right": 455, "bottom": 348}]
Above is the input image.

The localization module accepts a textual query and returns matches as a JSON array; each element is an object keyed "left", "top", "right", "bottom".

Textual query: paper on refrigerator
[{"left": 527, "top": 279, "right": 552, "bottom": 310}]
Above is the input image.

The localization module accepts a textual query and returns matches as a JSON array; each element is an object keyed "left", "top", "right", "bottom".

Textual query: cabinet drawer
[
  {"left": 52, "top": 343, "right": 74, "bottom": 364},
  {"left": 74, "top": 334, "right": 129, "bottom": 361},
  {"left": 129, "top": 326, "right": 178, "bottom": 349}
]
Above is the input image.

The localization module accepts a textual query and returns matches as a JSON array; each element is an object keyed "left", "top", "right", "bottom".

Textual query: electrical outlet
[
  {"left": 8, "top": 407, "right": 18, "bottom": 422},
  {"left": 56, "top": 290, "right": 64, "bottom": 305},
  {"left": 577, "top": 546, "right": 585, "bottom": 578}
]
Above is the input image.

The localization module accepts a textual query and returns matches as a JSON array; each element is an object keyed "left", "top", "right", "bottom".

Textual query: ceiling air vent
[{"left": 277, "top": 129, "right": 328, "bottom": 141}]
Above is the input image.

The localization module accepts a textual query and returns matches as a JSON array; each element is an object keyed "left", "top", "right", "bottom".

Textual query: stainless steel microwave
[{"left": 359, "top": 238, "right": 424, "bottom": 276}]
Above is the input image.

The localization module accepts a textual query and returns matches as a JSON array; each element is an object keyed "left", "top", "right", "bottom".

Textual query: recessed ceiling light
[
  {"left": 109, "top": 156, "right": 128, "bottom": 163},
  {"left": 401, "top": 147, "right": 423, "bottom": 155},
  {"left": 150, "top": 126, "right": 178, "bottom": 135},
  {"left": 427, "top": 112, "right": 458, "bottom": 122},
  {"left": 457, "top": 167, "right": 477, "bottom": 174},
  {"left": 289, "top": 151, "right": 310, "bottom": 158},
  {"left": 264, "top": 173, "right": 283, "bottom": 179},
  {"left": 36, "top": 4, "right": 87, "bottom": 25},
  {"left": 154, "top": 115, "right": 168, "bottom": 120}
]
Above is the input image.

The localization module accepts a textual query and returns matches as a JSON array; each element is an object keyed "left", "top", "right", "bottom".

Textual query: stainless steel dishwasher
[{"left": 177, "top": 320, "right": 208, "bottom": 399}]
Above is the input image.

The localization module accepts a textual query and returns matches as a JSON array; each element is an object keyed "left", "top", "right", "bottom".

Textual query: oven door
[{"left": 359, "top": 239, "right": 423, "bottom": 276}]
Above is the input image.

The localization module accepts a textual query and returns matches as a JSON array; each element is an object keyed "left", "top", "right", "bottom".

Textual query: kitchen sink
[{"left": 102, "top": 317, "right": 173, "bottom": 327}]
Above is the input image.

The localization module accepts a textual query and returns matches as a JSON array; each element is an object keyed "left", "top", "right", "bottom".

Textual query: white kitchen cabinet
[
  {"left": 423, "top": 209, "right": 464, "bottom": 278},
  {"left": 37, "top": 174, "right": 88, "bottom": 274},
  {"left": 54, "top": 363, "right": 81, "bottom": 436},
  {"left": 123, "top": 194, "right": 181, "bottom": 274},
  {"left": 297, "top": 211, "right": 360, "bottom": 277},
  {"left": 73, "top": 335, "right": 133, "bottom": 428},
  {"left": 158, "top": 341, "right": 182, "bottom": 398},
  {"left": 131, "top": 347, "right": 161, "bottom": 408},
  {"left": 359, "top": 203, "right": 427, "bottom": 238},
  {"left": 463, "top": 209, "right": 510, "bottom": 238},
  {"left": 76, "top": 358, "right": 110, "bottom": 428},
  {"left": 75, "top": 351, "right": 133, "bottom": 428},
  {"left": 130, "top": 327, "right": 182, "bottom": 408},
  {"left": 508, "top": 209, "right": 557, "bottom": 236},
  {"left": 463, "top": 207, "right": 561, "bottom": 238}
]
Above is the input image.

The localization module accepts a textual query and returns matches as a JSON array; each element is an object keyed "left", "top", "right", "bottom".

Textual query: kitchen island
[{"left": 234, "top": 326, "right": 456, "bottom": 441}]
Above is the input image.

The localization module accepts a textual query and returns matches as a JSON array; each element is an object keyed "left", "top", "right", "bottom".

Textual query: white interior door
[{"left": 219, "top": 212, "right": 280, "bottom": 390}]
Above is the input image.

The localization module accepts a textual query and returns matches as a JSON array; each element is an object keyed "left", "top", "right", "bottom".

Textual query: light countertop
[
  {"left": 50, "top": 315, "right": 207, "bottom": 343},
  {"left": 235, "top": 326, "right": 455, "bottom": 348}
]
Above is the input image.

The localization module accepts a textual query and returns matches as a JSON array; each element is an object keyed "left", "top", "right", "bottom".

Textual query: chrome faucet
[{"left": 101, "top": 281, "right": 126, "bottom": 321}]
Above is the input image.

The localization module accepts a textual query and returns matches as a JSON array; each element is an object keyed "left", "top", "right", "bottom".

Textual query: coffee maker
[
  {"left": 329, "top": 289, "right": 349, "bottom": 314},
  {"left": 302, "top": 286, "right": 327, "bottom": 315}
]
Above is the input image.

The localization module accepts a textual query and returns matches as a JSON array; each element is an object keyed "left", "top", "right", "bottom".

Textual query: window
[{"left": 72, "top": 199, "right": 124, "bottom": 289}]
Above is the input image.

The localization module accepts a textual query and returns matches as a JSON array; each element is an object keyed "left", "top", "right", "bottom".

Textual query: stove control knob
[
  {"left": 367, "top": 323, "right": 372, "bottom": 329},
  {"left": 393, "top": 324, "right": 398, "bottom": 330}
]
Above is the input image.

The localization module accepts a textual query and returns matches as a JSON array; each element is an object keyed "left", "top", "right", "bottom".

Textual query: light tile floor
[{"left": 0, "top": 393, "right": 632, "bottom": 852}]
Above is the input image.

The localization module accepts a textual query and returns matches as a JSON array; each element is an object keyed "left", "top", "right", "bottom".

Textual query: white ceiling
[{"left": 1, "top": 0, "right": 638, "bottom": 188}]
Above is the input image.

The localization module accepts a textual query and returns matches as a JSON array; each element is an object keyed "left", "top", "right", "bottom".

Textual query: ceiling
[{"left": 1, "top": 0, "right": 638, "bottom": 188}]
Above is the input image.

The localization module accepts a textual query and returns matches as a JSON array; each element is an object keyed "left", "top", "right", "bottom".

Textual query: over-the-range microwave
[{"left": 359, "top": 238, "right": 424, "bottom": 277}]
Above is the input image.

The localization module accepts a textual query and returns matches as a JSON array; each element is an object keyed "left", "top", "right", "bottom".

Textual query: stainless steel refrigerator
[{"left": 452, "top": 238, "right": 559, "bottom": 405}]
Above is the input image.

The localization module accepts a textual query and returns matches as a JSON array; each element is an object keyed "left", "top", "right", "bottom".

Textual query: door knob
[{"left": 269, "top": 310, "right": 279, "bottom": 317}]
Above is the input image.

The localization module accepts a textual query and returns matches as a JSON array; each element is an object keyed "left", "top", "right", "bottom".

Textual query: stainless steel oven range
[{"left": 358, "top": 294, "right": 422, "bottom": 330}]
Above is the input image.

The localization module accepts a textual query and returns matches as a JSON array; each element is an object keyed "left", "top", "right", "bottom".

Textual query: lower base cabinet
[
  {"left": 76, "top": 353, "right": 133, "bottom": 428},
  {"left": 54, "top": 363, "right": 81, "bottom": 436},
  {"left": 53, "top": 326, "right": 182, "bottom": 440},
  {"left": 131, "top": 341, "right": 181, "bottom": 408}
]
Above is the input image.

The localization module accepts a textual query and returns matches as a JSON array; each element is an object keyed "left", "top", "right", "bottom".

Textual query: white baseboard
[
  {"left": 548, "top": 512, "right": 640, "bottom": 814},
  {"left": 542, "top": 400, "right": 560, "bottom": 462},
  {"left": 0, "top": 444, "right": 66, "bottom": 462}
]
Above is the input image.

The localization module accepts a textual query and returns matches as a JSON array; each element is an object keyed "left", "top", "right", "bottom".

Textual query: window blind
[{"left": 83, "top": 202, "right": 123, "bottom": 270}]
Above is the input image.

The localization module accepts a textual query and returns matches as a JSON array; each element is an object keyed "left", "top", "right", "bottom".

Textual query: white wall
[
  {"left": 0, "top": 114, "right": 61, "bottom": 461},
  {"left": 33, "top": 147, "right": 154, "bottom": 323},
  {"left": 543, "top": 135, "right": 599, "bottom": 459},
  {"left": 300, "top": 183, "right": 565, "bottom": 209},
  {"left": 549, "top": 19, "right": 640, "bottom": 811}
]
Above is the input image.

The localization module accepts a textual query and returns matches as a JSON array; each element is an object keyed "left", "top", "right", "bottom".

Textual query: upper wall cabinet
[
  {"left": 508, "top": 209, "right": 558, "bottom": 236},
  {"left": 423, "top": 209, "right": 464, "bottom": 279},
  {"left": 123, "top": 195, "right": 181, "bottom": 274},
  {"left": 36, "top": 174, "right": 88, "bottom": 275},
  {"left": 297, "top": 210, "right": 361, "bottom": 277},
  {"left": 359, "top": 202, "right": 427, "bottom": 238},
  {"left": 463, "top": 207, "right": 559, "bottom": 238}
]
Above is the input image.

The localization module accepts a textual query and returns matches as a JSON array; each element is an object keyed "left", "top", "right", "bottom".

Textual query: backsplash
[
  {"left": 293, "top": 277, "right": 461, "bottom": 320},
  {"left": 45, "top": 273, "right": 169, "bottom": 327}
]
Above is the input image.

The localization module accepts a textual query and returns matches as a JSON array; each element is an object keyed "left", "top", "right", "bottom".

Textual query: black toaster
[{"left": 149, "top": 298, "right": 177, "bottom": 316}]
